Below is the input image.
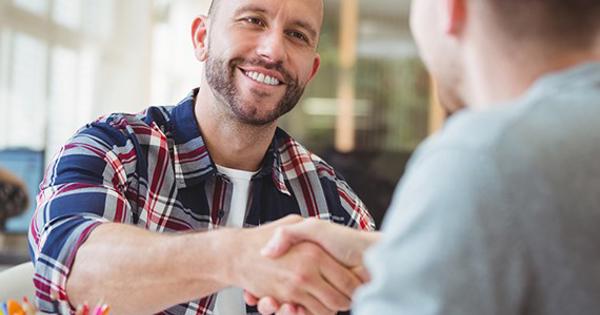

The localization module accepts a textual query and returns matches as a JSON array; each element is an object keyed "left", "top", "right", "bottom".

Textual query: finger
[
  {"left": 351, "top": 265, "right": 371, "bottom": 283},
  {"left": 300, "top": 269, "right": 352, "bottom": 311},
  {"left": 299, "top": 306, "right": 312, "bottom": 315},
  {"left": 319, "top": 254, "right": 362, "bottom": 302},
  {"left": 287, "top": 305, "right": 310, "bottom": 315},
  {"left": 293, "top": 292, "right": 335, "bottom": 315},
  {"left": 275, "top": 304, "right": 298, "bottom": 315},
  {"left": 262, "top": 219, "right": 320, "bottom": 257},
  {"left": 275, "top": 303, "right": 300, "bottom": 315},
  {"left": 261, "top": 227, "right": 293, "bottom": 257},
  {"left": 244, "top": 291, "right": 259, "bottom": 306},
  {"left": 257, "top": 296, "right": 281, "bottom": 314}
]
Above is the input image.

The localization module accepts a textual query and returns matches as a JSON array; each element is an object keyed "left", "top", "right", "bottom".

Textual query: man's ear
[
  {"left": 444, "top": 0, "right": 467, "bottom": 35},
  {"left": 307, "top": 54, "right": 321, "bottom": 82},
  {"left": 192, "top": 15, "right": 210, "bottom": 62}
]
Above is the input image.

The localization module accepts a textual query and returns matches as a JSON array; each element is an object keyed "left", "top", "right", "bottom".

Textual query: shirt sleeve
[
  {"left": 353, "top": 148, "right": 530, "bottom": 314},
  {"left": 28, "top": 122, "right": 134, "bottom": 313}
]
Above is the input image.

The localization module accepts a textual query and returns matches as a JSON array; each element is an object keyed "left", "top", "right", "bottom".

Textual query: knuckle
[
  {"left": 342, "top": 273, "right": 359, "bottom": 291},
  {"left": 291, "top": 271, "right": 311, "bottom": 287},
  {"left": 301, "top": 245, "right": 322, "bottom": 260}
]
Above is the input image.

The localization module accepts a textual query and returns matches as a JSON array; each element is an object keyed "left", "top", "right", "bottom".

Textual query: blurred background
[{"left": 0, "top": 0, "right": 444, "bottom": 268}]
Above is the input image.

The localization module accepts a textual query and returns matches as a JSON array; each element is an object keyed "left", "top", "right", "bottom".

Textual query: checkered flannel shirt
[{"left": 28, "top": 89, "right": 375, "bottom": 314}]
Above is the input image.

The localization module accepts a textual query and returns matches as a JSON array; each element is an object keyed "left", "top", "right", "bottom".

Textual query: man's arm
[
  {"left": 66, "top": 223, "right": 231, "bottom": 314},
  {"left": 28, "top": 125, "right": 361, "bottom": 314},
  {"left": 67, "top": 216, "right": 361, "bottom": 314}
]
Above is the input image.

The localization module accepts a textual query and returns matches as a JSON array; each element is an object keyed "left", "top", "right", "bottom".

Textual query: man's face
[
  {"left": 410, "top": 0, "right": 466, "bottom": 114},
  {"left": 203, "top": 0, "right": 322, "bottom": 126}
]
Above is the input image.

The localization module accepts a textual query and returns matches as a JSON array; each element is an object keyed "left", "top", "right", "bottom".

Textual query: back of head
[{"left": 480, "top": 0, "right": 600, "bottom": 49}]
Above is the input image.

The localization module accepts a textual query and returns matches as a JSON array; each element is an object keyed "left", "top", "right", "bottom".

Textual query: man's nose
[{"left": 255, "top": 30, "right": 286, "bottom": 64}]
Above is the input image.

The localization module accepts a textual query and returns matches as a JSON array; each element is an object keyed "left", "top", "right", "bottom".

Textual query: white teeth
[{"left": 244, "top": 71, "right": 280, "bottom": 86}]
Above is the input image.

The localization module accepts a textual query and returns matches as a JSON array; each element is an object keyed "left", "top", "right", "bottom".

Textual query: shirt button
[{"left": 218, "top": 209, "right": 225, "bottom": 218}]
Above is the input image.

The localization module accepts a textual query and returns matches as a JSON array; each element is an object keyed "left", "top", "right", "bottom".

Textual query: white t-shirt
[{"left": 213, "top": 164, "right": 259, "bottom": 315}]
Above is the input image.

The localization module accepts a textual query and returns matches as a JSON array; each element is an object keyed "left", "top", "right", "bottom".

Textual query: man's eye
[
  {"left": 244, "top": 17, "right": 265, "bottom": 26},
  {"left": 288, "top": 31, "right": 308, "bottom": 43}
]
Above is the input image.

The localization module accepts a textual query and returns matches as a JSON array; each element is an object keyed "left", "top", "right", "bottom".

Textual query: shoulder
[
  {"left": 409, "top": 97, "right": 546, "bottom": 179},
  {"left": 71, "top": 105, "right": 176, "bottom": 148}
]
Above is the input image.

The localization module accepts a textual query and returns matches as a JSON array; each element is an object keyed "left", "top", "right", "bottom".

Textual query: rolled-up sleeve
[{"left": 28, "top": 123, "right": 134, "bottom": 313}]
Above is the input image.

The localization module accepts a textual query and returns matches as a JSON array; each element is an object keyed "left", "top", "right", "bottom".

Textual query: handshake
[{"left": 232, "top": 215, "right": 380, "bottom": 315}]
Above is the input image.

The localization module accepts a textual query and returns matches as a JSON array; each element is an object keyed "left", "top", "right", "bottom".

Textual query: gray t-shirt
[{"left": 354, "top": 62, "right": 600, "bottom": 315}]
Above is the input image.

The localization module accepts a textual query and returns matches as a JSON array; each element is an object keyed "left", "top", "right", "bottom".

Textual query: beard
[{"left": 205, "top": 53, "right": 306, "bottom": 126}]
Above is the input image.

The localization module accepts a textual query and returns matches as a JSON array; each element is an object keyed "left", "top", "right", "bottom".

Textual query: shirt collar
[{"left": 168, "top": 89, "right": 291, "bottom": 195}]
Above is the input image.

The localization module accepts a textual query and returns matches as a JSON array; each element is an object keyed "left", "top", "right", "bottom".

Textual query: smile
[{"left": 242, "top": 70, "right": 281, "bottom": 86}]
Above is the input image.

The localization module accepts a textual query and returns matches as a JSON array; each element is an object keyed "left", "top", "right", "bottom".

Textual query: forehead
[{"left": 216, "top": 0, "right": 323, "bottom": 30}]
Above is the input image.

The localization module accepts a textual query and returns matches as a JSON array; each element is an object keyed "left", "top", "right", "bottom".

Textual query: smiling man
[{"left": 27, "top": 0, "right": 374, "bottom": 314}]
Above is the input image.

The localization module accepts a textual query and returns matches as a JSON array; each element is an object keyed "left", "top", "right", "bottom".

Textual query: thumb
[
  {"left": 261, "top": 219, "right": 322, "bottom": 258},
  {"left": 260, "top": 226, "right": 298, "bottom": 258}
]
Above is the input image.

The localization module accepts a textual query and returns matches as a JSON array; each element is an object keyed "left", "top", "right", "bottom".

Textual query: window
[
  {"left": 52, "top": 0, "right": 82, "bottom": 29},
  {"left": 3, "top": 31, "right": 47, "bottom": 150},
  {"left": 0, "top": 0, "right": 144, "bottom": 162},
  {"left": 12, "top": 0, "right": 48, "bottom": 16},
  {"left": 0, "top": 0, "right": 155, "bottom": 234}
]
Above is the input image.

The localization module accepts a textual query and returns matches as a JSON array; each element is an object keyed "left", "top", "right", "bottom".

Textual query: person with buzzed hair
[
  {"left": 244, "top": 0, "right": 600, "bottom": 314},
  {"left": 27, "top": 0, "right": 374, "bottom": 314}
]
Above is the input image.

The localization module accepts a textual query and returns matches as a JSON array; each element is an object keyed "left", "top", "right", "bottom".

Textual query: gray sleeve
[{"left": 353, "top": 148, "right": 530, "bottom": 315}]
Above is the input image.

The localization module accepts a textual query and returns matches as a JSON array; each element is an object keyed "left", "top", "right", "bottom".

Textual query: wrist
[
  {"left": 176, "top": 228, "right": 241, "bottom": 286},
  {"left": 217, "top": 228, "right": 245, "bottom": 286}
]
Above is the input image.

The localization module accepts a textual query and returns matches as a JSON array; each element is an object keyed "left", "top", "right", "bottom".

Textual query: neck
[
  {"left": 462, "top": 41, "right": 599, "bottom": 108},
  {"left": 194, "top": 87, "right": 277, "bottom": 172}
]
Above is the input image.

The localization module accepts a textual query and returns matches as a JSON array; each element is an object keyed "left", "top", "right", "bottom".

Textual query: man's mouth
[{"left": 241, "top": 69, "right": 282, "bottom": 86}]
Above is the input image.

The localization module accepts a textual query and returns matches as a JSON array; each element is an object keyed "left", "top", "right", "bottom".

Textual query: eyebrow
[
  {"left": 233, "top": 5, "right": 319, "bottom": 43},
  {"left": 291, "top": 20, "right": 318, "bottom": 42},
  {"left": 233, "top": 4, "right": 269, "bottom": 17}
]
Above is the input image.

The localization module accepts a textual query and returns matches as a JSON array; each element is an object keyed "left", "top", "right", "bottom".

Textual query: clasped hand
[{"left": 235, "top": 215, "right": 376, "bottom": 315}]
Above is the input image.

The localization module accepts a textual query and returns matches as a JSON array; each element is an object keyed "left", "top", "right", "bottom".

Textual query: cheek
[
  {"left": 293, "top": 54, "right": 319, "bottom": 82},
  {"left": 208, "top": 30, "right": 251, "bottom": 59}
]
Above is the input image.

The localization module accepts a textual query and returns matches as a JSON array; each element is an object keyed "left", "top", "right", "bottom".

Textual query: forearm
[{"left": 67, "top": 223, "right": 234, "bottom": 314}]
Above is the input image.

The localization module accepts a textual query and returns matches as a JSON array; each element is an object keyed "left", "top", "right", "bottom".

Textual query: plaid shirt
[{"left": 28, "top": 90, "right": 375, "bottom": 314}]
